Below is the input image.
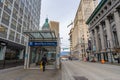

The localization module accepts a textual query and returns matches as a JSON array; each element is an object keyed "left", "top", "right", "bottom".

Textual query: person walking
[{"left": 41, "top": 55, "right": 48, "bottom": 72}]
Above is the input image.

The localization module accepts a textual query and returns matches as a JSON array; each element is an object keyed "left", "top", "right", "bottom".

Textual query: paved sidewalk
[{"left": 0, "top": 66, "right": 61, "bottom": 80}]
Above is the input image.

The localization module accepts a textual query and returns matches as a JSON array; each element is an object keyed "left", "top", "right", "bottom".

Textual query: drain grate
[{"left": 74, "top": 76, "right": 88, "bottom": 80}]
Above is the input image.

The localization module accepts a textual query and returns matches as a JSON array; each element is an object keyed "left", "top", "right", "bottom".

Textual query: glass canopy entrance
[
  {"left": 24, "top": 30, "right": 57, "bottom": 40},
  {"left": 24, "top": 30, "right": 60, "bottom": 69}
]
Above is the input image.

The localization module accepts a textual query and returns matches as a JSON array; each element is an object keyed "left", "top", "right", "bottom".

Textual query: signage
[{"left": 28, "top": 42, "right": 57, "bottom": 46}]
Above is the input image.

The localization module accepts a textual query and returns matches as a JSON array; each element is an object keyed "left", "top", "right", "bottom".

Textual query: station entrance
[
  {"left": 30, "top": 46, "right": 56, "bottom": 69},
  {"left": 24, "top": 30, "right": 60, "bottom": 69}
]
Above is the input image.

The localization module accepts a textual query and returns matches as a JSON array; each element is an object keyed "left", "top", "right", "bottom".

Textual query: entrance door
[{"left": 29, "top": 46, "right": 56, "bottom": 69}]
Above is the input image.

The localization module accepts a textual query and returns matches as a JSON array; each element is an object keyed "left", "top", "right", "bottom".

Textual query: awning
[{"left": 23, "top": 30, "right": 57, "bottom": 41}]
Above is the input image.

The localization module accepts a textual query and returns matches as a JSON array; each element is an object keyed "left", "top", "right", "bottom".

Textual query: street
[
  {"left": 62, "top": 61, "right": 120, "bottom": 80},
  {"left": 0, "top": 61, "right": 120, "bottom": 80}
]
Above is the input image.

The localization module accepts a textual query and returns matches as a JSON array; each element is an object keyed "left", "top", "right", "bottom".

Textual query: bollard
[{"left": 101, "top": 59, "right": 105, "bottom": 64}]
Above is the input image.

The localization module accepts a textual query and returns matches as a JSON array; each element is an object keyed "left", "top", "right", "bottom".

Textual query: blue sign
[{"left": 28, "top": 42, "right": 57, "bottom": 46}]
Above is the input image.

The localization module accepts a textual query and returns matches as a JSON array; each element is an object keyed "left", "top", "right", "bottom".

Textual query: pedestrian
[{"left": 41, "top": 55, "right": 48, "bottom": 72}]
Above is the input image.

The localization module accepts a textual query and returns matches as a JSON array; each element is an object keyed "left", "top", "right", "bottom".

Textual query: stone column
[
  {"left": 90, "top": 31, "right": 94, "bottom": 47},
  {"left": 105, "top": 18, "right": 114, "bottom": 49},
  {"left": 105, "top": 18, "right": 114, "bottom": 63},
  {"left": 94, "top": 28, "right": 99, "bottom": 52},
  {"left": 99, "top": 24, "right": 105, "bottom": 50},
  {"left": 114, "top": 9, "right": 120, "bottom": 45}
]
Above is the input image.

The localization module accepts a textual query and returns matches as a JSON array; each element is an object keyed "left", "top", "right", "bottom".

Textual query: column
[
  {"left": 105, "top": 18, "right": 114, "bottom": 49},
  {"left": 24, "top": 45, "right": 28, "bottom": 69},
  {"left": 90, "top": 31, "right": 94, "bottom": 49},
  {"left": 24, "top": 37, "right": 30, "bottom": 69},
  {"left": 0, "top": 46, "right": 6, "bottom": 60},
  {"left": 35, "top": 48, "right": 39, "bottom": 63},
  {"left": 99, "top": 24, "right": 105, "bottom": 50},
  {"left": 114, "top": 9, "right": 120, "bottom": 45},
  {"left": 105, "top": 18, "right": 114, "bottom": 63},
  {"left": 19, "top": 49, "right": 24, "bottom": 59},
  {"left": 27, "top": 46, "right": 31, "bottom": 69},
  {"left": 94, "top": 28, "right": 99, "bottom": 52}
]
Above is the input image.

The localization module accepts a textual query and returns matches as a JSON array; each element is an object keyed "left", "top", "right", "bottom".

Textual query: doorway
[{"left": 29, "top": 46, "right": 56, "bottom": 69}]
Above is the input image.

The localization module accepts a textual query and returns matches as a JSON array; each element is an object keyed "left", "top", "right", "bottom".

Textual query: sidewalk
[
  {"left": 87, "top": 61, "right": 120, "bottom": 66},
  {"left": 0, "top": 66, "right": 61, "bottom": 80}
]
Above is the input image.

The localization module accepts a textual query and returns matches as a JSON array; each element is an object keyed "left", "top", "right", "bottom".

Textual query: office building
[{"left": 0, "top": 0, "right": 41, "bottom": 68}]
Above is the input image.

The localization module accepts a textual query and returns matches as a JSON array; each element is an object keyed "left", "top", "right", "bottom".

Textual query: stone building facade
[
  {"left": 69, "top": 0, "right": 98, "bottom": 59},
  {"left": 86, "top": 0, "right": 120, "bottom": 63}
]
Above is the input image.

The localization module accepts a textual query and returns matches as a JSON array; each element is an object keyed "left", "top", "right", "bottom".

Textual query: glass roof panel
[
  {"left": 23, "top": 30, "right": 57, "bottom": 40},
  {"left": 41, "top": 32, "right": 52, "bottom": 39},
  {"left": 30, "top": 32, "right": 42, "bottom": 38}
]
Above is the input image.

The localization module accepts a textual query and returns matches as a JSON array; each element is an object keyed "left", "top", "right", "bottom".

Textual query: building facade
[
  {"left": 49, "top": 21, "right": 59, "bottom": 38},
  {"left": 0, "top": 0, "right": 41, "bottom": 68},
  {"left": 86, "top": 0, "right": 120, "bottom": 63},
  {"left": 69, "top": 0, "right": 98, "bottom": 60}
]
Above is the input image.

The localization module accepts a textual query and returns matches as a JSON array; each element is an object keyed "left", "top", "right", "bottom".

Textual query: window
[
  {"left": 112, "top": 26, "right": 119, "bottom": 48},
  {"left": 0, "top": 0, "right": 4, "bottom": 3},
  {"left": 15, "top": 0, "right": 19, "bottom": 4},
  {"left": 2, "top": 12, "right": 10, "bottom": 20},
  {"left": 9, "top": 30, "right": 15, "bottom": 40},
  {"left": 12, "top": 8, "right": 18, "bottom": 19},
  {"left": 11, "top": 19, "right": 16, "bottom": 30},
  {"left": 118, "top": 9, "right": 120, "bottom": 17},
  {"left": 0, "top": 24, "right": 8, "bottom": 38},
  {"left": 14, "top": 0, "right": 19, "bottom": 10},
  {"left": 13, "top": 8, "right": 17, "bottom": 14},
  {"left": 109, "top": 15, "right": 114, "bottom": 23},
  {"left": 5, "top": 0, "right": 12, "bottom": 10},
  {"left": 16, "top": 33, "right": 20, "bottom": 39},
  {"left": 16, "top": 33, "right": 20, "bottom": 42},
  {"left": 17, "top": 23, "right": 21, "bottom": 33},
  {"left": 21, "top": 36, "right": 24, "bottom": 44},
  {"left": 1, "top": 12, "right": 10, "bottom": 26}
]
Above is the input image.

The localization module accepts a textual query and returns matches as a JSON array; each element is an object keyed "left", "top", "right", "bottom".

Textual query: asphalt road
[{"left": 62, "top": 61, "right": 120, "bottom": 80}]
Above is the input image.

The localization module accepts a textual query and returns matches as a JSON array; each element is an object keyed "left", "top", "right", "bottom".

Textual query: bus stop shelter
[{"left": 23, "top": 30, "right": 60, "bottom": 69}]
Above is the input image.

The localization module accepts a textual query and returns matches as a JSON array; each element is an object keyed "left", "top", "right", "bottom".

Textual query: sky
[{"left": 40, "top": 0, "right": 101, "bottom": 49}]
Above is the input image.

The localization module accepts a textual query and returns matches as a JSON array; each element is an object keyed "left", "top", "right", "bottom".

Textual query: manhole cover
[{"left": 74, "top": 76, "right": 88, "bottom": 80}]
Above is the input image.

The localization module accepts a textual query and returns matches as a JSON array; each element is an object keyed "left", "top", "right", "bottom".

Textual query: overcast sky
[{"left": 40, "top": 0, "right": 101, "bottom": 49}]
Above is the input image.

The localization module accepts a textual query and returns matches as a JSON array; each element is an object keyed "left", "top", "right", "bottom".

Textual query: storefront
[{"left": 0, "top": 39, "right": 25, "bottom": 69}]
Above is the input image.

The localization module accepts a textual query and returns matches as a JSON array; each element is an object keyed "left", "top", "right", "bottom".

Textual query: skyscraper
[{"left": 0, "top": 0, "right": 41, "bottom": 68}]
